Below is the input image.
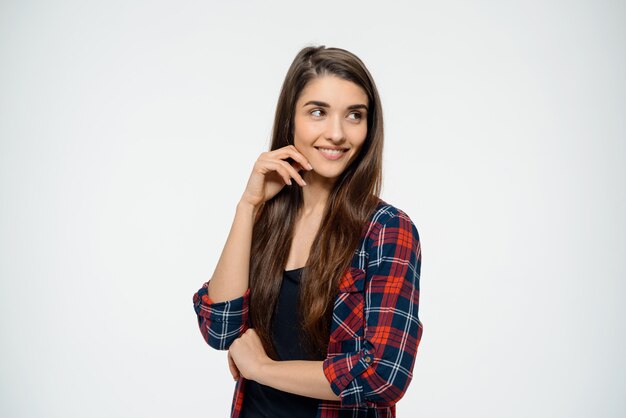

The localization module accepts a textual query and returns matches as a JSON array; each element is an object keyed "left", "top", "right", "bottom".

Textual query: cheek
[
  {"left": 348, "top": 124, "right": 368, "bottom": 144},
  {"left": 294, "top": 116, "right": 322, "bottom": 140},
  {"left": 348, "top": 127, "right": 367, "bottom": 157}
]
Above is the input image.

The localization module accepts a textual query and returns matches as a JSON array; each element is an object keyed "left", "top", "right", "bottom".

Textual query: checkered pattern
[{"left": 193, "top": 200, "right": 423, "bottom": 417}]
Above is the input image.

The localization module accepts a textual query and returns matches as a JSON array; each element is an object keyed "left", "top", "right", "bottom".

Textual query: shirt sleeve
[
  {"left": 322, "top": 210, "right": 423, "bottom": 407},
  {"left": 192, "top": 280, "right": 251, "bottom": 350}
]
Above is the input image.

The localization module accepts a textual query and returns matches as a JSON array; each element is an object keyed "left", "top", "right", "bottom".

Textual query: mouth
[{"left": 315, "top": 147, "right": 348, "bottom": 161}]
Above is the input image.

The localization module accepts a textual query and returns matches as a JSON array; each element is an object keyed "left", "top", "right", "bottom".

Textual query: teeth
[{"left": 318, "top": 148, "right": 345, "bottom": 154}]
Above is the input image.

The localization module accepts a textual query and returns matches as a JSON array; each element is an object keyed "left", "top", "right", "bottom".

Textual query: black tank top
[{"left": 240, "top": 267, "right": 323, "bottom": 418}]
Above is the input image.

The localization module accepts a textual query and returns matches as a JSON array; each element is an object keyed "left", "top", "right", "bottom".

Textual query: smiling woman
[
  {"left": 295, "top": 77, "right": 369, "bottom": 174},
  {"left": 192, "top": 45, "right": 423, "bottom": 418}
]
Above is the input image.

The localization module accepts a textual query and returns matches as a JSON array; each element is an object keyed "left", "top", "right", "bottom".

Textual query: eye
[
  {"left": 310, "top": 109, "right": 325, "bottom": 117},
  {"left": 348, "top": 111, "right": 363, "bottom": 121}
]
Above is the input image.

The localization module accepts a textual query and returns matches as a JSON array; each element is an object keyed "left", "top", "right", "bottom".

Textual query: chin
[{"left": 312, "top": 168, "right": 344, "bottom": 182}]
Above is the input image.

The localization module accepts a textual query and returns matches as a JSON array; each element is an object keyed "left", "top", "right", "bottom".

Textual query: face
[{"left": 293, "top": 75, "right": 368, "bottom": 182}]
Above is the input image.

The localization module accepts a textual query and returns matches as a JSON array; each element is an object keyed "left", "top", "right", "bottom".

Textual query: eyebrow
[{"left": 302, "top": 100, "right": 368, "bottom": 111}]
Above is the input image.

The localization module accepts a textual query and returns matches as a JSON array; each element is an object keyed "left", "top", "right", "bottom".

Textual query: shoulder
[
  {"left": 365, "top": 198, "right": 420, "bottom": 242},
  {"left": 351, "top": 198, "right": 420, "bottom": 270}
]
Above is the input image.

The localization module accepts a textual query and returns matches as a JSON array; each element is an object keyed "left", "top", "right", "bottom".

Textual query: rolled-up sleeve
[
  {"left": 192, "top": 281, "right": 251, "bottom": 350},
  {"left": 323, "top": 210, "right": 423, "bottom": 407}
]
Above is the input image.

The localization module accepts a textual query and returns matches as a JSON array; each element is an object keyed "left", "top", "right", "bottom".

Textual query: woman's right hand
[
  {"left": 240, "top": 145, "right": 314, "bottom": 208},
  {"left": 228, "top": 350, "right": 240, "bottom": 381}
]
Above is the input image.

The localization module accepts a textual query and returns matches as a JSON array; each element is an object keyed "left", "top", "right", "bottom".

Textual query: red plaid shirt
[{"left": 193, "top": 199, "right": 423, "bottom": 417}]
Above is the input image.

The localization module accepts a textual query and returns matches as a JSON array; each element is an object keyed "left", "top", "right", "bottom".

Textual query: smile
[{"left": 316, "top": 147, "right": 348, "bottom": 160}]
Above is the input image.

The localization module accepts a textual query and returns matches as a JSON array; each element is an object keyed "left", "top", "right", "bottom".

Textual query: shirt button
[{"left": 364, "top": 356, "right": 372, "bottom": 363}]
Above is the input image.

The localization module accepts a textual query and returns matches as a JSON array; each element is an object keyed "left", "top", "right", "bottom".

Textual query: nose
[{"left": 324, "top": 114, "right": 345, "bottom": 142}]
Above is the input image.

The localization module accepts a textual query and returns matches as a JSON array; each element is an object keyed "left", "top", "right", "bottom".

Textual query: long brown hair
[{"left": 249, "top": 45, "right": 384, "bottom": 359}]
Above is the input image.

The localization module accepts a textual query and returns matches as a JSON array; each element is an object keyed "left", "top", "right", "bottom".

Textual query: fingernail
[{"left": 308, "top": 163, "right": 313, "bottom": 170}]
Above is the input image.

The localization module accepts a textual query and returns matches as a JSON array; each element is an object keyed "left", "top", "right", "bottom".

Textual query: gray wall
[{"left": 1, "top": 0, "right": 624, "bottom": 416}]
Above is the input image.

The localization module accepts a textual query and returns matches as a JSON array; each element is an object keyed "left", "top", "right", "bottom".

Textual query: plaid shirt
[{"left": 193, "top": 200, "right": 423, "bottom": 417}]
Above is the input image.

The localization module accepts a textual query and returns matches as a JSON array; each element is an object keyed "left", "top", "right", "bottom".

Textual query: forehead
[{"left": 297, "top": 75, "right": 368, "bottom": 106}]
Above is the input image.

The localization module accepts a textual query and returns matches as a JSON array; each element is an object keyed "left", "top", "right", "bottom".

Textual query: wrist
[{"left": 237, "top": 200, "right": 260, "bottom": 216}]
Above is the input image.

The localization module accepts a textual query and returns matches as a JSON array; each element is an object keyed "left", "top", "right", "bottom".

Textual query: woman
[{"left": 192, "top": 45, "right": 423, "bottom": 418}]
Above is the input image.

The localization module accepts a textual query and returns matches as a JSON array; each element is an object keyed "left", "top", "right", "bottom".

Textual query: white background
[{"left": 1, "top": 1, "right": 624, "bottom": 417}]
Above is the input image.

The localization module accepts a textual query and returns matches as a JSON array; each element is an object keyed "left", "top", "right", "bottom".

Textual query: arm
[
  {"left": 193, "top": 146, "right": 313, "bottom": 350},
  {"left": 207, "top": 200, "right": 258, "bottom": 303},
  {"left": 228, "top": 328, "right": 341, "bottom": 400},
  {"left": 256, "top": 360, "right": 341, "bottom": 401},
  {"left": 192, "top": 283, "right": 251, "bottom": 350},
  {"left": 192, "top": 201, "right": 258, "bottom": 350},
  {"left": 322, "top": 211, "right": 423, "bottom": 407}
]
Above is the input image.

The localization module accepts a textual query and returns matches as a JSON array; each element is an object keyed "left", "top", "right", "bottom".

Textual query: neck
[{"left": 300, "top": 170, "right": 335, "bottom": 218}]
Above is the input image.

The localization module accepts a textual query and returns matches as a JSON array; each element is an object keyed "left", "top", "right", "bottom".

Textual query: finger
[
  {"left": 228, "top": 352, "right": 240, "bottom": 380},
  {"left": 271, "top": 145, "right": 313, "bottom": 172},
  {"left": 292, "top": 161, "right": 305, "bottom": 172},
  {"left": 275, "top": 159, "right": 307, "bottom": 187},
  {"left": 256, "top": 159, "right": 293, "bottom": 186},
  {"left": 278, "top": 160, "right": 306, "bottom": 186},
  {"left": 286, "top": 145, "right": 314, "bottom": 171},
  {"left": 289, "top": 159, "right": 309, "bottom": 174},
  {"left": 268, "top": 161, "right": 296, "bottom": 186},
  {"left": 261, "top": 160, "right": 304, "bottom": 187},
  {"left": 229, "top": 360, "right": 240, "bottom": 380}
]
